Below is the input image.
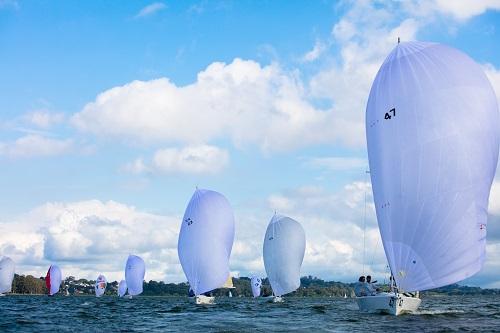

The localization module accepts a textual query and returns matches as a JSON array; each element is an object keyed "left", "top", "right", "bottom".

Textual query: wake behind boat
[{"left": 361, "top": 40, "right": 499, "bottom": 315}]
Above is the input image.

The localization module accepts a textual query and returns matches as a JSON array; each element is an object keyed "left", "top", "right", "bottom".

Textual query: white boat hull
[
  {"left": 272, "top": 296, "right": 283, "bottom": 303},
  {"left": 356, "top": 292, "right": 421, "bottom": 315},
  {"left": 194, "top": 295, "right": 215, "bottom": 305}
]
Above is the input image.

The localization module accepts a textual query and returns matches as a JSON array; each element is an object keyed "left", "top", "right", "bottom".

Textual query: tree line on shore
[{"left": 9, "top": 274, "right": 499, "bottom": 296}]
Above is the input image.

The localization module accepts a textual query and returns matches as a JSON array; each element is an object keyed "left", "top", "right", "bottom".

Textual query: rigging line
[{"left": 362, "top": 169, "right": 369, "bottom": 275}]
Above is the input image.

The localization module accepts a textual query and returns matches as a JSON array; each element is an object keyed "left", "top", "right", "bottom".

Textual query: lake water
[{"left": 1, "top": 295, "right": 499, "bottom": 332}]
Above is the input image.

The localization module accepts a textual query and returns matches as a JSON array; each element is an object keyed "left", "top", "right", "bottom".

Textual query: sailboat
[
  {"left": 0, "top": 256, "right": 15, "bottom": 296},
  {"left": 360, "top": 40, "right": 499, "bottom": 315},
  {"left": 250, "top": 276, "right": 262, "bottom": 298},
  {"left": 118, "top": 279, "right": 127, "bottom": 297},
  {"left": 263, "top": 214, "right": 306, "bottom": 303},
  {"left": 177, "top": 188, "right": 235, "bottom": 305},
  {"left": 45, "top": 265, "right": 62, "bottom": 296},
  {"left": 95, "top": 274, "right": 107, "bottom": 297},
  {"left": 125, "top": 255, "right": 146, "bottom": 298}
]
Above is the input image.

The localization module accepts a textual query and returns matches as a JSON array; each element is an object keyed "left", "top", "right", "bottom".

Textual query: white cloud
[
  {"left": 121, "top": 158, "right": 150, "bottom": 174},
  {"left": 152, "top": 145, "right": 229, "bottom": 174},
  {"left": 72, "top": 59, "right": 347, "bottom": 151},
  {"left": 305, "top": 156, "right": 367, "bottom": 171},
  {"left": 0, "top": 135, "right": 73, "bottom": 158},
  {"left": 302, "top": 40, "right": 326, "bottom": 62},
  {"left": 135, "top": 2, "right": 166, "bottom": 18},
  {"left": 432, "top": 0, "right": 500, "bottom": 20},
  {"left": 0, "top": 200, "right": 181, "bottom": 281},
  {"left": 23, "top": 110, "right": 65, "bottom": 129}
]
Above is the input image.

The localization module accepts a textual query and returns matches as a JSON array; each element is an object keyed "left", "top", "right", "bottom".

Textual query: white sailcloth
[
  {"left": 178, "top": 188, "right": 235, "bottom": 295},
  {"left": 0, "top": 256, "right": 15, "bottom": 294},
  {"left": 250, "top": 276, "right": 262, "bottom": 298},
  {"left": 46, "top": 265, "right": 62, "bottom": 296},
  {"left": 118, "top": 279, "right": 127, "bottom": 297},
  {"left": 366, "top": 41, "right": 499, "bottom": 292},
  {"left": 263, "top": 214, "right": 306, "bottom": 297},
  {"left": 95, "top": 274, "right": 107, "bottom": 297},
  {"left": 125, "top": 255, "right": 145, "bottom": 296}
]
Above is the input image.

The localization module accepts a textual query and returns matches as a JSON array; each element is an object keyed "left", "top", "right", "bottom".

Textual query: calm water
[{"left": 1, "top": 295, "right": 499, "bottom": 332}]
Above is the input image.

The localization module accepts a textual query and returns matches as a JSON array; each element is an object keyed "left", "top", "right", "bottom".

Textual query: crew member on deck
[
  {"left": 366, "top": 275, "right": 379, "bottom": 295},
  {"left": 354, "top": 276, "right": 369, "bottom": 297}
]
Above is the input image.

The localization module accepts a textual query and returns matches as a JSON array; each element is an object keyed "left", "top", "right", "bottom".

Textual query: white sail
[
  {"left": 250, "top": 276, "right": 262, "bottom": 298},
  {"left": 263, "top": 214, "right": 306, "bottom": 297},
  {"left": 366, "top": 41, "right": 499, "bottom": 292},
  {"left": 118, "top": 279, "right": 127, "bottom": 297},
  {"left": 46, "top": 265, "right": 62, "bottom": 296},
  {"left": 125, "top": 255, "right": 145, "bottom": 296},
  {"left": 178, "top": 188, "right": 235, "bottom": 296},
  {"left": 95, "top": 274, "right": 107, "bottom": 297},
  {"left": 0, "top": 256, "right": 15, "bottom": 294}
]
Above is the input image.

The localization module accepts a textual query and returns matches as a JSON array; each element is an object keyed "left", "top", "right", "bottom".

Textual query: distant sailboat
[
  {"left": 125, "top": 255, "right": 145, "bottom": 297},
  {"left": 178, "top": 188, "right": 235, "bottom": 305},
  {"left": 359, "top": 40, "right": 499, "bottom": 315},
  {"left": 0, "top": 256, "right": 15, "bottom": 295},
  {"left": 250, "top": 276, "right": 262, "bottom": 298},
  {"left": 263, "top": 214, "right": 306, "bottom": 303},
  {"left": 118, "top": 279, "right": 127, "bottom": 297},
  {"left": 95, "top": 274, "right": 107, "bottom": 297},
  {"left": 45, "top": 265, "right": 62, "bottom": 296}
]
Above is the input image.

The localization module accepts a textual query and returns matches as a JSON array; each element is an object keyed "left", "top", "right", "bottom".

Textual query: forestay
[
  {"left": 366, "top": 41, "right": 499, "bottom": 292},
  {"left": 0, "top": 256, "right": 15, "bottom": 294},
  {"left": 118, "top": 280, "right": 127, "bottom": 297},
  {"left": 125, "top": 255, "right": 145, "bottom": 296},
  {"left": 46, "top": 265, "right": 62, "bottom": 296},
  {"left": 178, "top": 189, "right": 235, "bottom": 296},
  {"left": 263, "top": 215, "right": 306, "bottom": 297},
  {"left": 95, "top": 274, "right": 107, "bottom": 297},
  {"left": 250, "top": 276, "right": 262, "bottom": 298}
]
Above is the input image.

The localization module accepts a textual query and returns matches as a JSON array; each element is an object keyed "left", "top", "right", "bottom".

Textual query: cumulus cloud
[
  {"left": 305, "top": 156, "right": 367, "bottom": 171},
  {"left": 431, "top": 0, "right": 500, "bottom": 20},
  {"left": 72, "top": 58, "right": 351, "bottom": 152},
  {"left": 23, "top": 110, "right": 65, "bottom": 129},
  {"left": 0, "top": 200, "right": 180, "bottom": 281},
  {"left": 0, "top": 135, "right": 73, "bottom": 158},
  {"left": 121, "top": 145, "right": 229, "bottom": 175},
  {"left": 302, "top": 40, "right": 326, "bottom": 62},
  {"left": 135, "top": 2, "right": 166, "bottom": 18},
  {"left": 152, "top": 145, "right": 229, "bottom": 174}
]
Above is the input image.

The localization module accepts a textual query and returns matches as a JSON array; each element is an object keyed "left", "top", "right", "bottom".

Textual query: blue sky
[{"left": 1, "top": 0, "right": 500, "bottom": 287}]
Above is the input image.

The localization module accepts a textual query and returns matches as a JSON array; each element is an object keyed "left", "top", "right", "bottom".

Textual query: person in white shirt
[
  {"left": 366, "top": 275, "right": 379, "bottom": 295},
  {"left": 354, "top": 276, "right": 369, "bottom": 297}
]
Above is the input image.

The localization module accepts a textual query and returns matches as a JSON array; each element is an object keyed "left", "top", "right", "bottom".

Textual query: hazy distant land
[{"left": 9, "top": 274, "right": 499, "bottom": 297}]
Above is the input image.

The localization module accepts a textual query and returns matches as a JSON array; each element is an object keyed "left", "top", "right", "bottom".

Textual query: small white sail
[
  {"left": 250, "top": 276, "right": 262, "bottom": 298},
  {"left": 118, "top": 279, "right": 127, "bottom": 297},
  {"left": 178, "top": 188, "right": 235, "bottom": 296},
  {"left": 0, "top": 256, "right": 15, "bottom": 294},
  {"left": 366, "top": 41, "right": 499, "bottom": 292},
  {"left": 45, "top": 265, "right": 62, "bottom": 296},
  {"left": 125, "top": 255, "right": 145, "bottom": 296},
  {"left": 95, "top": 274, "right": 107, "bottom": 297},
  {"left": 263, "top": 214, "right": 306, "bottom": 297}
]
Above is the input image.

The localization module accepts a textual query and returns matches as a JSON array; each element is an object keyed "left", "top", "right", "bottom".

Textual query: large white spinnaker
[
  {"left": 366, "top": 41, "right": 499, "bottom": 293},
  {"left": 250, "top": 276, "right": 262, "bottom": 298},
  {"left": 125, "top": 255, "right": 145, "bottom": 296},
  {"left": 45, "top": 265, "right": 62, "bottom": 296},
  {"left": 95, "top": 274, "right": 107, "bottom": 297},
  {"left": 0, "top": 256, "right": 15, "bottom": 294},
  {"left": 178, "top": 189, "right": 235, "bottom": 296},
  {"left": 263, "top": 214, "right": 306, "bottom": 297}
]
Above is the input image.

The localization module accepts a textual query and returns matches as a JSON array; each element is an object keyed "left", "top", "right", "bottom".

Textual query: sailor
[
  {"left": 354, "top": 276, "right": 369, "bottom": 297},
  {"left": 366, "top": 275, "right": 379, "bottom": 295}
]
